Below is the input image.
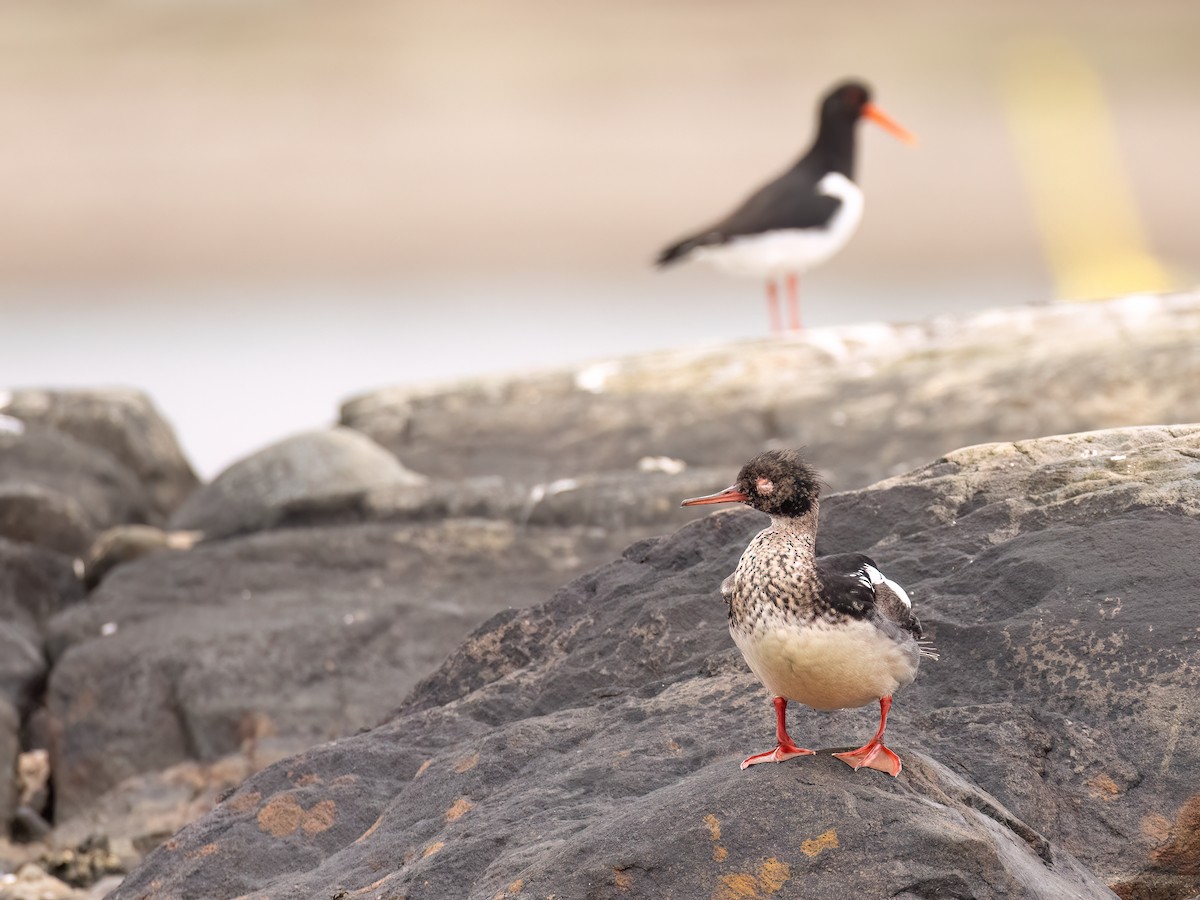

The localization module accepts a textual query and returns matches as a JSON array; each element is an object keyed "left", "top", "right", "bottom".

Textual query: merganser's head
[{"left": 680, "top": 449, "right": 821, "bottom": 518}]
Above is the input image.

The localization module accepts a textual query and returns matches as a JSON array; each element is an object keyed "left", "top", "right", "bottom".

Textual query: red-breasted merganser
[{"left": 681, "top": 449, "right": 936, "bottom": 775}]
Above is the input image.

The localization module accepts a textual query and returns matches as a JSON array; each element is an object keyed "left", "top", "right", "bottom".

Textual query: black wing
[
  {"left": 714, "top": 165, "right": 842, "bottom": 237},
  {"left": 656, "top": 161, "right": 841, "bottom": 266},
  {"left": 816, "top": 552, "right": 923, "bottom": 641}
]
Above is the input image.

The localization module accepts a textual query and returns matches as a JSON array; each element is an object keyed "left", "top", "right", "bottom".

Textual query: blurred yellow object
[{"left": 1001, "top": 37, "right": 1172, "bottom": 300}]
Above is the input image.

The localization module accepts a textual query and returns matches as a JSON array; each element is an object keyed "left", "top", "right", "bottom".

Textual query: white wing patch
[{"left": 862, "top": 564, "right": 912, "bottom": 609}]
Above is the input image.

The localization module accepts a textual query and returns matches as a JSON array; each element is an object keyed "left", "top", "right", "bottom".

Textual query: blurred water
[{"left": 0, "top": 272, "right": 1043, "bottom": 478}]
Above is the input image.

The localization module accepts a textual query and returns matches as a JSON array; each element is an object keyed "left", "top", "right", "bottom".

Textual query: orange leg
[
  {"left": 786, "top": 272, "right": 801, "bottom": 331},
  {"left": 765, "top": 279, "right": 782, "bottom": 334},
  {"left": 833, "top": 696, "right": 902, "bottom": 776},
  {"left": 740, "top": 696, "right": 816, "bottom": 770}
]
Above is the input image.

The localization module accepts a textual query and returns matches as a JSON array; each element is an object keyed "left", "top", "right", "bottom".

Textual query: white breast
[
  {"left": 732, "top": 612, "right": 918, "bottom": 711},
  {"left": 691, "top": 173, "right": 864, "bottom": 279}
]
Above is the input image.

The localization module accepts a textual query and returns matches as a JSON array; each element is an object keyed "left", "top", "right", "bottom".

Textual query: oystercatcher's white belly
[
  {"left": 732, "top": 616, "right": 917, "bottom": 710},
  {"left": 691, "top": 173, "right": 863, "bottom": 279}
]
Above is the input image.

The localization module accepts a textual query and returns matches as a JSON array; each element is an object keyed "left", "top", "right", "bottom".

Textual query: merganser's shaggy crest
[
  {"left": 681, "top": 449, "right": 936, "bottom": 775},
  {"left": 656, "top": 80, "right": 915, "bottom": 333}
]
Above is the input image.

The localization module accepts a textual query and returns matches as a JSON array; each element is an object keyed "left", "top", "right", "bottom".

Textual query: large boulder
[
  {"left": 0, "top": 423, "right": 156, "bottom": 556},
  {"left": 341, "top": 294, "right": 1200, "bottom": 492},
  {"left": 0, "top": 389, "right": 198, "bottom": 519},
  {"left": 44, "top": 517, "right": 625, "bottom": 821},
  {"left": 109, "top": 423, "right": 1200, "bottom": 898},
  {"left": 168, "top": 427, "right": 425, "bottom": 539}
]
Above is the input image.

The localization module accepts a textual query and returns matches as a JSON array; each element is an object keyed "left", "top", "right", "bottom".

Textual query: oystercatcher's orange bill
[
  {"left": 863, "top": 102, "right": 917, "bottom": 145},
  {"left": 680, "top": 485, "right": 749, "bottom": 507}
]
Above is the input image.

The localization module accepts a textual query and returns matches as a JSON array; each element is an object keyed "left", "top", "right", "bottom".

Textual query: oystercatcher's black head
[
  {"left": 821, "top": 81, "right": 873, "bottom": 125},
  {"left": 815, "top": 80, "right": 916, "bottom": 150},
  {"left": 680, "top": 449, "right": 821, "bottom": 518}
]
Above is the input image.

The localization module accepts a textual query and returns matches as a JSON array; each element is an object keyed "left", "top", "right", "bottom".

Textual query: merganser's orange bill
[
  {"left": 863, "top": 102, "right": 917, "bottom": 145},
  {"left": 680, "top": 485, "right": 749, "bottom": 507}
]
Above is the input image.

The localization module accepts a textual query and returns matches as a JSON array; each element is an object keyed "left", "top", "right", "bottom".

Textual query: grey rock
[
  {"left": 0, "top": 425, "right": 156, "bottom": 556},
  {"left": 0, "top": 389, "right": 199, "bottom": 518},
  {"left": 0, "top": 540, "right": 82, "bottom": 834},
  {"left": 286, "top": 466, "right": 734, "bottom": 534},
  {"left": 110, "top": 423, "right": 1200, "bottom": 898},
  {"left": 342, "top": 294, "right": 1200, "bottom": 493},
  {"left": 81, "top": 525, "right": 201, "bottom": 590},
  {"left": 44, "top": 518, "right": 623, "bottom": 820},
  {"left": 168, "top": 427, "right": 425, "bottom": 539},
  {"left": 0, "top": 701, "right": 16, "bottom": 839},
  {"left": 0, "top": 540, "right": 84, "bottom": 711},
  {"left": 113, "top": 687, "right": 1113, "bottom": 900}
]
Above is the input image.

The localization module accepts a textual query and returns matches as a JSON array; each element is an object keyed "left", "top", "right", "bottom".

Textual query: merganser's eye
[{"left": 756, "top": 477, "right": 775, "bottom": 495}]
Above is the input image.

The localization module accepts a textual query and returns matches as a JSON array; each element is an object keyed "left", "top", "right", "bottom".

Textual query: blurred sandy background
[{"left": 1, "top": 0, "right": 1197, "bottom": 474}]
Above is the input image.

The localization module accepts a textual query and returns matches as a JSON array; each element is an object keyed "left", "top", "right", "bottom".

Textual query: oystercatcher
[
  {"left": 656, "top": 80, "right": 915, "bottom": 333},
  {"left": 680, "top": 449, "right": 936, "bottom": 775}
]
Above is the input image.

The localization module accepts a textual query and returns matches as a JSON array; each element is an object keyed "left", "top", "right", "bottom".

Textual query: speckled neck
[{"left": 765, "top": 500, "right": 820, "bottom": 558}]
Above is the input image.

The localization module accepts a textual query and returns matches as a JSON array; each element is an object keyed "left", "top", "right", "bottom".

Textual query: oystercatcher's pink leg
[
  {"left": 765, "top": 279, "right": 782, "bottom": 334},
  {"left": 786, "top": 272, "right": 802, "bottom": 331},
  {"left": 740, "top": 696, "right": 815, "bottom": 770},
  {"left": 833, "top": 696, "right": 902, "bottom": 776}
]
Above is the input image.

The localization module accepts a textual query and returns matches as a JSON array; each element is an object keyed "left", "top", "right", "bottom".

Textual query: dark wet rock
[
  {"left": 0, "top": 425, "right": 156, "bottom": 556},
  {"left": 0, "top": 540, "right": 84, "bottom": 705},
  {"left": 168, "top": 427, "right": 424, "bottom": 540},
  {"left": 342, "top": 294, "right": 1200, "bottom": 493},
  {"left": 0, "top": 541, "right": 83, "bottom": 833},
  {"left": 0, "top": 389, "right": 198, "bottom": 519},
  {"left": 0, "top": 702, "right": 16, "bottom": 838},
  {"left": 111, "top": 423, "right": 1200, "bottom": 898},
  {"left": 44, "top": 518, "right": 623, "bottom": 820}
]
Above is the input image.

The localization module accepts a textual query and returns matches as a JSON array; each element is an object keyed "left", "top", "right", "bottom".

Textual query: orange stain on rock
[
  {"left": 703, "top": 814, "right": 722, "bottom": 841},
  {"left": 1151, "top": 794, "right": 1200, "bottom": 873},
  {"left": 614, "top": 869, "right": 632, "bottom": 891},
  {"left": 351, "top": 874, "right": 396, "bottom": 896},
  {"left": 301, "top": 799, "right": 337, "bottom": 836},
  {"left": 422, "top": 841, "right": 446, "bottom": 859},
  {"left": 445, "top": 797, "right": 475, "bottom": 822},
  {"left": 756, "top": 858, "right": 791, "bottom": 891},
  {"left": 187, "top": 843, "right": 220, "bottom": 860},
  {"left": 800, "top": 830, "right": 839, "bottom": 858},
  {"left": 712, "top": 858, "right": 792, "bottom": 900},
  {"left": 714, "top": 873, "right": 759, "bottom": 900},
  {"left": 257, "top": 794, "right": 304, "bottom": 837},
  {"left": 227, "top": 789, "right": 262, "bottom": 814},
  {"left": 1086, "top": 773, "right": 1121, "bottom": 800},
  {"left": 255, "top": 793, "right": 337, "bottom": 838},
  {"left": 704, "top": 813, "right": 729, "bottom": 861},
  {"left": 1140, "top": 813, "right": 1173, "bottom": 843},
  {"left": 414, "top": 759, "right": 433, "bottom": 779},
  {"left": 454, "top": 752, "right": 481, "bottom": 774}
]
